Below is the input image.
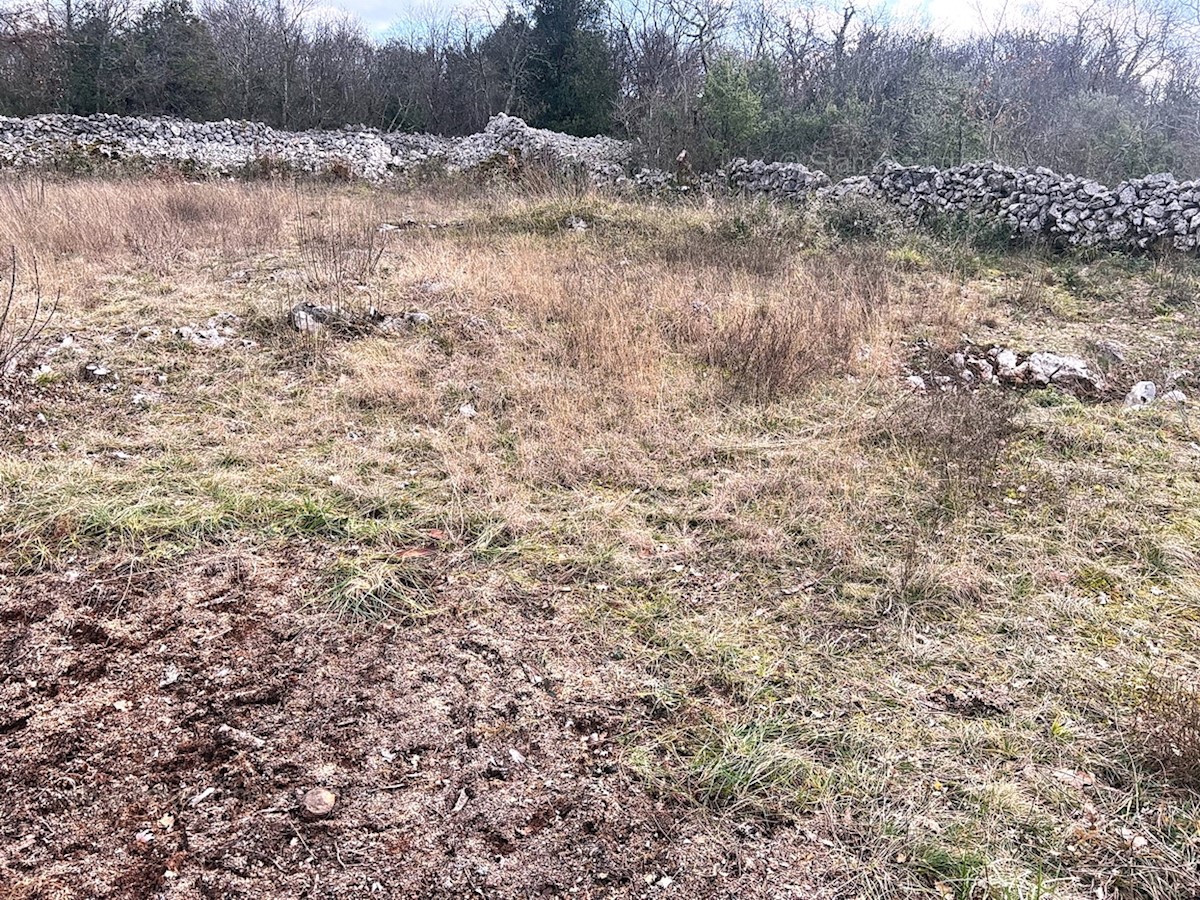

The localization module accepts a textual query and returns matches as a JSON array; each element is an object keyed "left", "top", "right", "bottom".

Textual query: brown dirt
[{"left": 0, "top": 546, "right": 844, "bottom": 899}]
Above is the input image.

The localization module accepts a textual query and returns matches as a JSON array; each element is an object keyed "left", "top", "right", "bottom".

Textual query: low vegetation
[{"left": 1, "top": 174, "right": 1198, "bottom": 899}]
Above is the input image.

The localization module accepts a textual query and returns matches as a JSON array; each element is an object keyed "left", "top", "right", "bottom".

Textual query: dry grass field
[{"left": 1, "top": 174, "right": 1198, "bottom": 900}]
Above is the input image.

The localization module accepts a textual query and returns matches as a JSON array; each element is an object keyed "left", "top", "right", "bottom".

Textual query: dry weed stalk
[
  {"left": 1, "top": 247, "right": 56, "bottom": 377},
  {"left": 296, "top": 207, "right": 389, "bottom": 291}
]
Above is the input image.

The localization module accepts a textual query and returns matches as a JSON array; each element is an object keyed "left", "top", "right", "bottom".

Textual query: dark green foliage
[
  {"left": 118, "top": 0, "right": 222, "bottom": 119},
  {"left": 527, "top": 0, "right": 617, "bottom": 136},
  {"left": 699, "top": 56, "right": 763, "bottom": 161},
  {"left": 480, "top": 10, "right": 534, "bottom": 118},
  {"left": 62, "top": 1, "right": 126, "bottom": 115}
]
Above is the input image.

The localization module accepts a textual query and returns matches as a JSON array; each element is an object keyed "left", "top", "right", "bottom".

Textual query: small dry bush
[
  {"left": 876, "top": 387, "right": 1019, "bottom": 505},
  {"left": 706, "top": 298, "right": 833, "bottom": 401},
  {"left": 813, "top": 193, "right": 901, "bottom": 241},
  {"left": 0, "top": 248, "right": 56, "bottom": 376},
  {"left": 296, "top": 209, "right": 388, "bottom": 292},
  {"left": 1135, "top": 674, "right": 1200, "bottom": 788},
  {"left": 703, "top": 250, "right": 895, "bottom": 401}
]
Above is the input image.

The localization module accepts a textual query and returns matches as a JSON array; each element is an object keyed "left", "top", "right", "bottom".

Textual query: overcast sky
[{"left": 314, "top": 0, "right": 1052, "bottom": 38}]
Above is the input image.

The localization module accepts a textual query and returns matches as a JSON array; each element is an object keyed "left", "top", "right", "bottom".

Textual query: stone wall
[
  {"left": 0, "top": 112, "right": 632, "bottom": 182},
  {"left": 2, "top": 111, "right": 1198, "bottom": 253},
  {"left": 727, "top": 157, "right": 1200, "bottom": 252}
]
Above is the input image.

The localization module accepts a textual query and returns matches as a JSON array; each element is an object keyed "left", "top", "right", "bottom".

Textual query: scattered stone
[
  {"left": 1161, "top": 389, "right": 1187, "bottom": 405},
  {"left": 404, "top": 311, "right": 432, "bottom": 328},
  {"left": 1024, "top": 351, "right": 1103, "bottom": 393},
  {"left": 290, "top": 302, "right": 375, "bottom": 336},
  {"left": 80, "top": 362, "right": 116, "bottom": 384},
  {"left": 459, "top": 403, "right": 478, "bottom": 419},
  {"left": 175, "top": 312, "right": 241, "bottom": 349},
  {"left": 907, "top": 344, "right": 1108, "bottom": 398},
  {"left": 1124, "top": 381, "right": 1157, "bottom": 408},
  {"left": 159, "top": 664, "right": 180, "bottom": 688},
  {"left": 1093, "top": 339, "right": 1128, "bottom": 369},
  {"left": 216, "top": 724, "right": 267, "bottom": 751},
  {"left": 189, "top": 787, "right": 216, "bottom": 807},
  {"left": 302, "top": 787, "right": 337, "bottom": 818},
  {"left": 290, "top": 303, "right": 326, "bottom": 334}
]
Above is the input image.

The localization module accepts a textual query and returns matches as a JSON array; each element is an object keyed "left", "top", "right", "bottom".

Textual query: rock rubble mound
[{"left": 0, "top": 112, "right": 632, "bottom": 182}]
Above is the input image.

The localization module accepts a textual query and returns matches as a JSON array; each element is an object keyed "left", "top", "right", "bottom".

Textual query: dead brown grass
[
  {"left": 703, "top": 250, "right": 896, "bottom": 401},
  {"left": 0, "top": 175, "right": 288, "bottom": 274}
]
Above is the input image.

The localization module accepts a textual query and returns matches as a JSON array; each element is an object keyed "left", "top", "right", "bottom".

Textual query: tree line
[{"left": 2, "top": 0, "right": 1199, "bottom": 182}]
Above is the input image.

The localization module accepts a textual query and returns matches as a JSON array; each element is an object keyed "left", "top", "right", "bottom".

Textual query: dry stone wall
[
  {"left": 728, "top": 157, "right": 1200, "bottom": 252},
  {"left": 2, "top": 111, "right": 1198, "bottom": 253},
  {"left": 0, "top": 112, "right": 632, "bottom": 182}
]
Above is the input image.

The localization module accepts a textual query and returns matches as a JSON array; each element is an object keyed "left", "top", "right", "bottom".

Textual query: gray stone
[
  {"left": 1024, "top": 351, "right": 1101, "bottom": 392},
  {"left": 1123, "top": 381, "right": 1157, "bottom": 407},
  {"left": 290, "top": 303, "right": 326, "bottom": 334},
  {"left": 995, "top": 349, "right": 1020, "bottom": 379},
  {"left": 81, "top": 362, "right": 115, "bottom": 383}
]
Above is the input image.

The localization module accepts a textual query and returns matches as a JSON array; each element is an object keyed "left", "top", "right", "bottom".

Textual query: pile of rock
[
  {"left": 289, "top": 302, "right": 432, "bottom": 336},
  {"left": 906, "top": 345, "right": 1107, "bottom": 397},
  {"left": 907, "top": 344, "right": 1195, "bottom": 410},
  {"left": 726, "top": 158, "right": 830, "bottom": 199},
  {"left": 446, "top": 113, "right": 633, "bottom": 182},
  {"left": 0, "top": 112, "right": 633, "bottom": 184}
]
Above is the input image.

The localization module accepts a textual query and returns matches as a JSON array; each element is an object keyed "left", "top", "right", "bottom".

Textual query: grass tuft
[{"left": 322, "top": 554, "right": 438, "bottom": 624}]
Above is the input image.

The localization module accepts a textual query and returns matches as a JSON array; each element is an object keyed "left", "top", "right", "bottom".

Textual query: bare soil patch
[{"left": 1, "top": 546, "right": 842, "bottom": 899}]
